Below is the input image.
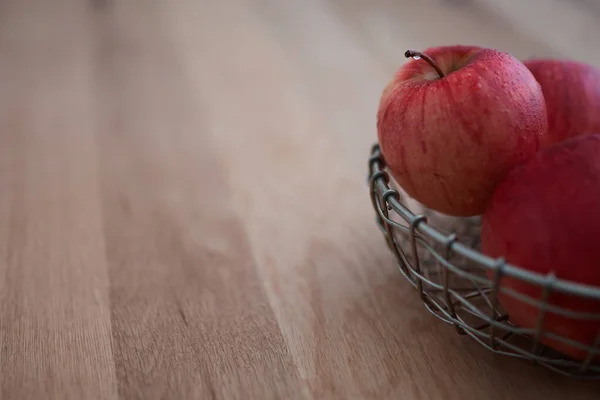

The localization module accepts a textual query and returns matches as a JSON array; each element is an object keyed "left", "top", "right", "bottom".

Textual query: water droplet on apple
[{"left": 412, "top": 55, "right": 421, "bottom": 60}]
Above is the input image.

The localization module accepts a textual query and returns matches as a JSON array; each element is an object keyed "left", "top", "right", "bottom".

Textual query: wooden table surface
[{"left": 1, "top": 0, "right": 599, "bottom": 398}]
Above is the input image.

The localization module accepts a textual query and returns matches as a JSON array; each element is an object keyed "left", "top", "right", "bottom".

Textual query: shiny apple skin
[
  {"left": 377, "top": 45, "right": 548, "bottom": 216},
  {"left": 525, "top": 58, "right": 600, "bottom": 145},
  {"left": 481, "top": 134, "right": 600, "bottom": 361}
]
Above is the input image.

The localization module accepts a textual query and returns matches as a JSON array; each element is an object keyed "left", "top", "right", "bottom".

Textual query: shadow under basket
[{"left": 367, "top": 143, "right": 600, "bottom": 379}]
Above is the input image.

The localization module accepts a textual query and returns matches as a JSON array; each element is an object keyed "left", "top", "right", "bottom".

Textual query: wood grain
[
  {"left": 0, "top": 2, "right": 116, "bottom": 399},
  {"left": 0, "top": 0, "right": 598, "bottom": 398}
]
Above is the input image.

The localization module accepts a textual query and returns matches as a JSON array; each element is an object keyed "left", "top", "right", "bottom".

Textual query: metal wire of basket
[{"left": 367, "top": 143, "right": 600, "bottom": 379}]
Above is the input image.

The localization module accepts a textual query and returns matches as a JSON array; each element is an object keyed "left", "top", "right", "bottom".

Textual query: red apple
[
  {"left": 524, "top": 59, "right": 600, "bottom": 145},
  {"left": 481, "top": 134, "right": 600, "bottom": 361},
  {"left": 377, "top": 45, "right": 548, "bottom": 216}
]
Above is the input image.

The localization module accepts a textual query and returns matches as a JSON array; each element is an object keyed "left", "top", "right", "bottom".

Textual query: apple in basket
[
  {"left": 524, "top": 58, "right": 600, "bottom": 146},
  {"left": 481, "top": 134, "right": 600, "bottom": 361},
  {"left": 377, "top": 45, "right": 548, "bottom": 217}
]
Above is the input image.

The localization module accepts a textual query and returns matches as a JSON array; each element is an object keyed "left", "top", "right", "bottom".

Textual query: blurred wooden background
[{"left": 0, "top": 0, "right": 599, "bottom": 399}]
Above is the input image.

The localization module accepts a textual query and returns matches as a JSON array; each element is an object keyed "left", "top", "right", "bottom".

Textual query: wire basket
[{"left": 367, "top": 143, "right": 600, "bottom": 379}]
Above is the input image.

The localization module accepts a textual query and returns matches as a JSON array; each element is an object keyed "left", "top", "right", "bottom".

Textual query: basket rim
[{"left": 368, "top": 143, "right": 600, "bottom": 302}]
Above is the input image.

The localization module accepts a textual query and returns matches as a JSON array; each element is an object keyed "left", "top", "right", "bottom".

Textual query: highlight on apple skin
[
  {"left": 377, "top": 45, "right": 548, "bottom": 217},
  {"left": 524, "top": 58, "right": 600, "bottom": 146},
  {"left": 481, "top": 134, "right": 600, "bottom": 361}
]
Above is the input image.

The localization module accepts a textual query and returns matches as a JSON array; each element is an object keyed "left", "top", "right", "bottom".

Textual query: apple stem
[{"left": 405, "top": 50, "right": 445, "bottom": 79}]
